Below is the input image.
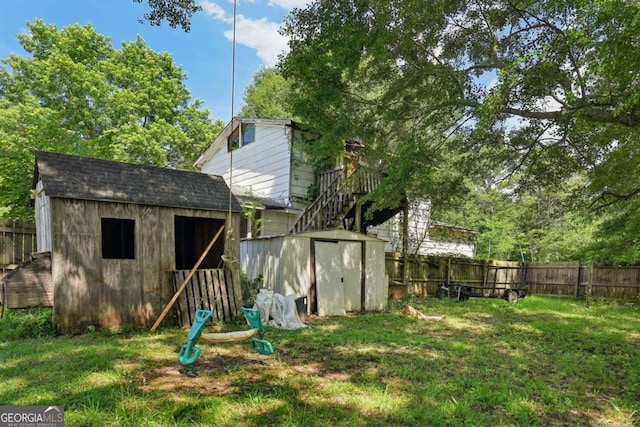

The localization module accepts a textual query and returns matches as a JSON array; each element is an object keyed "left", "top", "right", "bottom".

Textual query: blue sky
[{"left": 0, "top": 0, "right": 310, "bottom": 122}]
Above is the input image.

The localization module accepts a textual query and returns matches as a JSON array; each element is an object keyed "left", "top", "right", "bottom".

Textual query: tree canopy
[
  {"left": 134, "top": 0, "right": 202, "bottom": 32},
  {"left": 0, "top": 20, "right": 223, "bottom": 219},
  {"left": 280, "top": 0, "right": 640, "bottom": 262},
  {"left": 238, "top": 68, "right": 294, "bottom": 120}
]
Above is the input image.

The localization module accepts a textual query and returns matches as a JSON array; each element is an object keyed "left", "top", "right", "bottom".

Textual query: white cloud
[
  {"left": 200, "top": 1, "right": 227, "bottom": 20},
  {"left": 199, "top": 0, "right": 290, "bottom": 67},
  {"left": 268, "top": 0, "right": 312, "bottom": 9},
  {"left": 224, "top": 15, "right": 288, "bottom": 66}
]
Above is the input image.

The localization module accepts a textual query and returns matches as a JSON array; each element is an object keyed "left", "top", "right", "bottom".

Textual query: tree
[
  {"left": 0, "top": 20, "right": 223, "bottom": 219},
  {"left": 238, "top": 68, "right": 294, "bottom": 120},
  {"left": 437, "top": 174, "right": 598, "bottom": 261},
  {"left": 133, "top": 0, "right": 202, "bottom": 32},
  {"left": 280, "top": 0, "right": 640, "bottom": 262}
]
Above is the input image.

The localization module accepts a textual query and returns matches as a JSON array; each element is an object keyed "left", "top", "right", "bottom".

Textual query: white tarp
[{"left": 254, "top": 289, "right": 308, "bottom": 330}]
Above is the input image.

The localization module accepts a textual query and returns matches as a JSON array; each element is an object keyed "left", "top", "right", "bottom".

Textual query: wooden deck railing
[{"left": 290, "top": 168, "right": 383, "bottom": 233}]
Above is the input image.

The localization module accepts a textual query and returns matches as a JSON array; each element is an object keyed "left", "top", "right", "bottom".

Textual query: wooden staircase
[{"left": 289, "top": 168, "right": 400, "bottom": 234}]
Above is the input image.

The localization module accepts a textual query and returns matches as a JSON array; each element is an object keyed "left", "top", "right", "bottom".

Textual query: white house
[
  {"left": 195, "top": 117, "right": 476, "bottom": 256},
  {"left": 195, "top": 118, "right": 311, "bottom": 237}
]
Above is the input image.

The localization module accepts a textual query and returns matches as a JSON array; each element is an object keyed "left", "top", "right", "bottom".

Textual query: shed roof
[{"left": 34, "top": 151, "right": 242, "bottom": 212}]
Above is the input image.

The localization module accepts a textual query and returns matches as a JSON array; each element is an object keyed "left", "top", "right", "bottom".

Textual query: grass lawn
[{"left": 1, "top": 296, "right": 639, "bottom": 426}]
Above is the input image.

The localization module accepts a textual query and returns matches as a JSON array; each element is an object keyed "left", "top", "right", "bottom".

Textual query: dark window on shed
[
  {"left": 102, "top": 218, "right": 135, "bottom": 259},
  {"left": 174, "top": 216, "right": 225, "bottom": 269}
]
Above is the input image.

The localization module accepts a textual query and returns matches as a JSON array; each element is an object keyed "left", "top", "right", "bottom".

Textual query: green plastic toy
[
  {"left": 178, "top": 307, "right": 274, "bottom": 366},
  {"left": 178, "top": 309, "right": 213, "bottom": 366},
  {"left": 241, "top": 307, "right": 275, "bottom": 356}
]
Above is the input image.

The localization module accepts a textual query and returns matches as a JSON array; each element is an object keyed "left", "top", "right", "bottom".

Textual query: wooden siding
[
  {"left": 201, "top": 124, "right": 302, "bottom": 202},
  {"left": 1, "top": 252, "right": 52, "bottom": 308},
  {"left": 34, "top": 181, "right": 52, "bottom": 252},
  {"left": 47, "top": 196, "right": 238, "bottom": 333}
]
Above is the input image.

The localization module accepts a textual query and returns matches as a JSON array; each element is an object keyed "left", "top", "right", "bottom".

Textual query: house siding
[
  {"left": 289, "top": 133, "right": 315, "bottom": 204},
  {"left": 201, "top": 124, "right": 294, "bottom": 203},
  {"left": 200, "top": 122, "right": 315, "bottom": 209},
  {"left": 261, "top": 210, "right": 299, "bottom": 236},
  {"left": 370, "top": 215, "right": 476, "bottom": 257}
]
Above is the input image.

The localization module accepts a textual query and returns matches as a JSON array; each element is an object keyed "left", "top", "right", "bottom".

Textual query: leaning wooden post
[{"left": 151, "top": 225, "right": 225, "bottom": 332}]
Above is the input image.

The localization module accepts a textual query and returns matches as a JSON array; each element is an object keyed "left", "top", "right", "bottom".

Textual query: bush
[
  {"left": 0, "top": 307, "right": 55, "bottom": 340},
  {"left": 240, "top": 272, "right": 263, "bottom": 307}
]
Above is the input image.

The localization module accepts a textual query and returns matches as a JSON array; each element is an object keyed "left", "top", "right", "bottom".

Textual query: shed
[
  {"left": 0, "top": 252, "right": 52, "bottom": 309},
  {"left": 33, "top": 151, "right": 242, "bottom": 333},
  {"left": 241, "top": 229, "right": 388, "bottom": 316}
]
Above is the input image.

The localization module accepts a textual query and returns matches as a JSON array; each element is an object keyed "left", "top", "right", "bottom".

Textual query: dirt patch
[{"left": 140, "top": 339, "right": 373, "bottom": 397}]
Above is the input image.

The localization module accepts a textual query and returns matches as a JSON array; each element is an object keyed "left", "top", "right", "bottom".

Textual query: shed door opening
[{"left": 174, "top": 216, "right": 225, "bottom": 269}]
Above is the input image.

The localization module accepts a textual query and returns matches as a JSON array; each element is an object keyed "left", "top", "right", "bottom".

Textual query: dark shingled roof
[{"left": 34, "top": 151, "right": 242, "bottom": 212}]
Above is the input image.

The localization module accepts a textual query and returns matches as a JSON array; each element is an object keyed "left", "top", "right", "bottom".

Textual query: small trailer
[{"left": 438, "top": 264, "right": 527, "bottom": 303}]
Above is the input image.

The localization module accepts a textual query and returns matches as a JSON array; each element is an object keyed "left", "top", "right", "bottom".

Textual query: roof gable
[
  {"left": 34, "top": 151, "right": 242, "bottom": 212},
  {"left": 194, "top": 117, "right": 296, "bottom": 168}
]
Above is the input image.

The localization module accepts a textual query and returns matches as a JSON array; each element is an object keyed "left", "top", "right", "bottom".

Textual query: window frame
[
  {"left": 101, "top": 218, "right": 136, "bottom": 260},
  {"left": 227, "top": 123, "right": 256, "bottom": 151}
]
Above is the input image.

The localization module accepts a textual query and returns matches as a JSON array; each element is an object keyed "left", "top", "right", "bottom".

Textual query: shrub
[{"left": 0, "top": 307, "right": 55, "bottom": 340}]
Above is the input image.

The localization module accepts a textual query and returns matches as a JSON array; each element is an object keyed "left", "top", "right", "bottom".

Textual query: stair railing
[{"left": 289, "top": 168, "right": 383, "bottom": 233}]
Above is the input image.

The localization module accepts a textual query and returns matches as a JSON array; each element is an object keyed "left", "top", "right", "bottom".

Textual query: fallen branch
[{"left": 401, "top": 305, "right": 446, "bottom": 321}]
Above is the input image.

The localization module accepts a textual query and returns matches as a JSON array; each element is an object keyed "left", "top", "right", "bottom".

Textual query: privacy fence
[
  {"left": 0, "top": 220, "right": 37, "bottom": 278},
  {"left": 2, "top": 223, "right": 639, "bottom": 303},
  {"left": 386, "top": 253, "right": 640, "bottom": 301}
]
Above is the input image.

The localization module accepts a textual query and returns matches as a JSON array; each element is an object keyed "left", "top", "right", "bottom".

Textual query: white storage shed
[{"left": 241, "top": 229, "right": 388, "bottom": 316}]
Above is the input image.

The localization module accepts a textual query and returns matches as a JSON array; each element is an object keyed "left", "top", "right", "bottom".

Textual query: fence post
[
  {"left": 574, "top": 262, "right": 581, "bottom": 299},
  {"left": 585, "top": 264, "right": 593, "bottom": 308},
  {"left": 482, "top": 259, "right": 487, "bottom": 288},
  {"left": 401, "top": 204, "right": 409, "bottom": 286}
]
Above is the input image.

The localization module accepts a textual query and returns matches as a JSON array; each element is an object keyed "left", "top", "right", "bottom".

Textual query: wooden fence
[
  {"left": 172, "top": 268, "right": 244, "bottom": 327},
  {"left": 525, "top": 262, "right": 640, "bottom": 300},
  {"left": 386, "top": 254, "right": 640, "bottom": 301},
  {"left": 0, "top": 220, "right": 37, "bottom": 278},
  {"left": 386, "top": 252, "right": 520, "bottom": 297}
]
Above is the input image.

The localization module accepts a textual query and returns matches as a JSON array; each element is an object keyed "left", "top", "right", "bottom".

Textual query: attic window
[
  {"left": 101, "top": 218, "right": 135, "bottom": 259},
  {"left": 228, "top": 123, "right": 255, "bottom": 151}
]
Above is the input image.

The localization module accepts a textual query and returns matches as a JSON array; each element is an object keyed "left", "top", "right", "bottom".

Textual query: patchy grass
[{"left": 0, "top": 297, "right": 639, "bottom": 426}]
